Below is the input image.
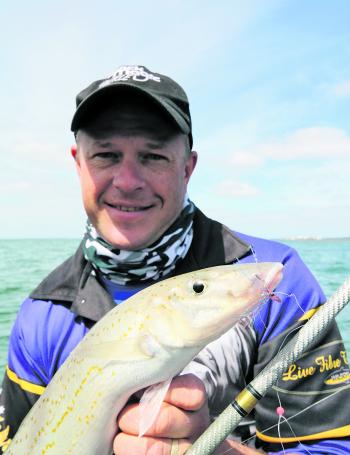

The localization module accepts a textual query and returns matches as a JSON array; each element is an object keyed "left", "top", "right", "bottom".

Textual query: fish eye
[{"left": 192, "top": 281, "right": 205, "bottom": 294}]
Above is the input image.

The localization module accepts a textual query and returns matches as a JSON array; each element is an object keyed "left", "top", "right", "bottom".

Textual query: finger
[
  {"left": 118, "top": 400, "right": 209, "bottom": 438},
  {"left": 133, "top": 374, "right": 206, "bottom": 410},
  {"left": 113, "top": 433, "right": 191, "bottom": 455},
  {"left": 163, "top": 374, "right": 207, "bottom": 411}
]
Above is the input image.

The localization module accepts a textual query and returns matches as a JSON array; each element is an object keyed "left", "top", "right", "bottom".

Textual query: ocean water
[{"left": 0, "top": 238, "right": 349, "bottom": 380}]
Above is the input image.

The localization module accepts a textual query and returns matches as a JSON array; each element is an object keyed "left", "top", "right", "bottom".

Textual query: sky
[{"left": 0, "top": 0, "right": 349, "bottom": 240}]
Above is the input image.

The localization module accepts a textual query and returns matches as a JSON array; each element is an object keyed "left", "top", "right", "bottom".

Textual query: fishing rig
[{"left": 186, "top": 276, "right": 350, "bottom": 455}]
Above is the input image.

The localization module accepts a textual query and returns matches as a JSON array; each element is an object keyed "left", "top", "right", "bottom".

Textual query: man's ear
[
  {"left": 71, "top": 145, "right": 82, "bottom": 178},
  {"left": 184, "top": 151, "right": 198, "bottom": 182},
  {"left": 71, "top": 145, "right": 78, "bottom": 160}
]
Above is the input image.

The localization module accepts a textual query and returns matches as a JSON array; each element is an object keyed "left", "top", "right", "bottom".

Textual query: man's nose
[{"left": 112, "top": 160, "right": 145, "bottom": 192}]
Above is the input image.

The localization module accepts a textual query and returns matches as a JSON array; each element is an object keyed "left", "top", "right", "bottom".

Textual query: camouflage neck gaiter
[{"left": 83, "top": 198, "right": 195, "bottom": 285}]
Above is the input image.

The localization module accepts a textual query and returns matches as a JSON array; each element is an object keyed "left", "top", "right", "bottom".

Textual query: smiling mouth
[{"left": 105, "top": 203, "right": 154, "bottom": 212}]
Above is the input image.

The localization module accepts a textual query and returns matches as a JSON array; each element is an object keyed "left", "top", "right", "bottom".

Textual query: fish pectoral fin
[
  {"left": 138, "top": 377, "right": 172, "bottom": 437},
  {"left": 78, "top": 335, "right": 156, "bottom": 363}
]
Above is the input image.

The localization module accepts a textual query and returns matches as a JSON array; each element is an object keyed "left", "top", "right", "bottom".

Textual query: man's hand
[
  {"left": 113, "top": 373, "right": 209, "bottom": 454},
  {"left": 113, "top": 373, "right": 272, "bottom": 455}
]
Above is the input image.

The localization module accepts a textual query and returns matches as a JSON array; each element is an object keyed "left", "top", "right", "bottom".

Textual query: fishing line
[
  {"left": 231, "top": 366, "right": 309, "bottom": 454},
  {"left": 276, "top": 291, "right": 305, "bottom": 315},
  {"left": 185, "top": 276, "right": 350, "bottom": 455},
  {"left": 230, "top": 256, "right": 342, "bottom": 452},
  {"left": 194, "top": 365, "right": 350, "bottom": 455},
  {"left": 251, "top": 291, "right": 304, "bottom": 335},
  {"left": 249, "top": 246, "right": 259, "bottom": 265},
  {"left": 232, "top": 258, "right": 282, "bottom": 330},
  {"left": 252, "top": 385, "right": 349, "bottom": 440},
  {"left": 217, "top": 387, "right": 348, "bottom": 455},
  {"left": 272, "top": 320, "right": 318, "bottom": 455},
  {"left": 230, "top": 260, "right": 342, "bottom": 452},
  {"left": 274, "top": 389, "right": 312, "bottom": 455},
  {"left": 230, "top": 259, "right": 331, "bottom": 452}
]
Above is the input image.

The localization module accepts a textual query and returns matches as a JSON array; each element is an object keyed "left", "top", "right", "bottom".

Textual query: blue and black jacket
[{"left": 1, "top": 209, "right": 350, "bottom": 453}]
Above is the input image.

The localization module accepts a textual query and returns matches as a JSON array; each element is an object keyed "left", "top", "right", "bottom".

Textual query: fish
[{"left": 5, "top": 262, "right": 283, "bottom": 455}]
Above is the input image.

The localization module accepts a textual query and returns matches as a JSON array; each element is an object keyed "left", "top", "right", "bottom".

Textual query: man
[{"left": 1, "top": 65, "right": 350, "bottom": 454}]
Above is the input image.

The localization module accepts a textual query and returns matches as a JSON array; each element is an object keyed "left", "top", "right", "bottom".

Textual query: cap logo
[{"left": 99, "top": 66, "right": 161, "bottom": 88}]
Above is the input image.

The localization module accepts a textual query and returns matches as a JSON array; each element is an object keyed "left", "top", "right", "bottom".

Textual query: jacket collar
[
  {"left": 30, "top": 208, "right": 252, "bottom": 322},
  {"left": 174, "top": 208, "right": 251, "bottom": 274}
]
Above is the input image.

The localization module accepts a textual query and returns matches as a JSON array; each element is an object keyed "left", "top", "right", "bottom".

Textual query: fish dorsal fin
[{"left": 138, "top": 378, "right": 172, "bottom": 437}]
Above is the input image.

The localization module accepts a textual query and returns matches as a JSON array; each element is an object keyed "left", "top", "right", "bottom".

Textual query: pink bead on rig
[{"left": 276, "top": 406, "right": 285, "bottom": 416}]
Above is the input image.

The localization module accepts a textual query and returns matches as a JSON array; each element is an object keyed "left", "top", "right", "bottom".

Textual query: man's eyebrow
[
  {"left": 93, "top": 140, "right": 114, "bottom": 148},
  {"left": 144, "top": 140, "right": 166, "bottom": 149},
  {"left": 90, "top": 139, "right": 168, "bottom": 149}
]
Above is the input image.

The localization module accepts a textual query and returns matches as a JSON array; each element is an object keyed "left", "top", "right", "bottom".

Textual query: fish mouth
[
  {"left": 254, "top": 262, "right": 283, "bottom": 301},
  {"left": 264, "top": 262, "right": 284, "bottom": 292}
]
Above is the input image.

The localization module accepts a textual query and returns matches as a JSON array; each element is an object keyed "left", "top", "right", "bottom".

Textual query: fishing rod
[{"left": 186, "top": 275, "right": 350, "bottom": 455}]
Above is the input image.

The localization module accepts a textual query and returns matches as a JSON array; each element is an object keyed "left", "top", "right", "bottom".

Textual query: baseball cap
[{"left": 71, "top": 65, "right": 193, "bottom": 148}]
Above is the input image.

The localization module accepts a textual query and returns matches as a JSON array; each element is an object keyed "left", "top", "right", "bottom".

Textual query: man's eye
[
  {"left": 93, "top": 152, "right": 120, "bottom": 161},
  {"left": 143, "top": 153, "right": 168, "bottom": 162}
]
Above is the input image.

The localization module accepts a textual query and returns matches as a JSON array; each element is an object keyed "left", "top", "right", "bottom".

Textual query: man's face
[{"left": 73, "top": 106, "right": 197, "bottom": 250}]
